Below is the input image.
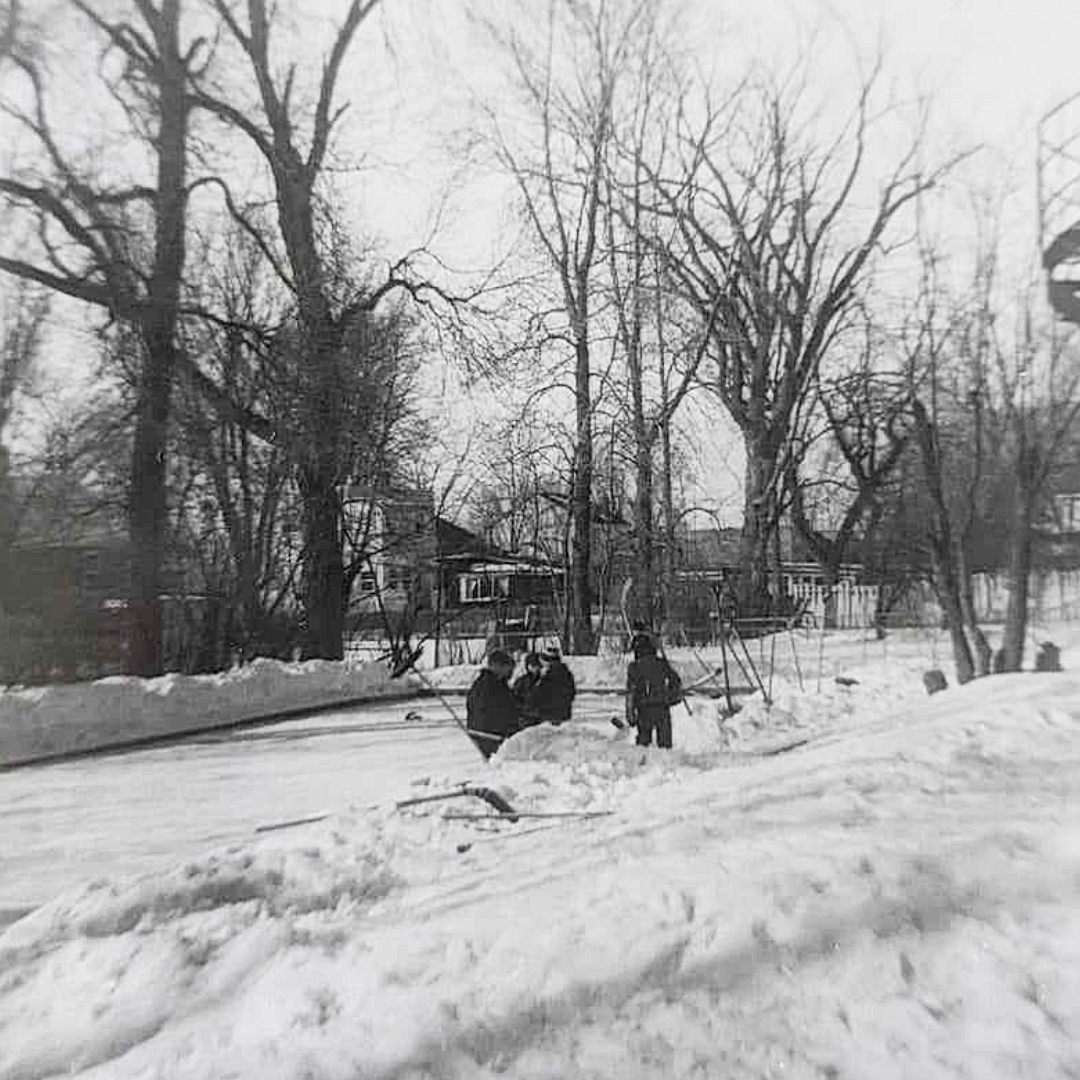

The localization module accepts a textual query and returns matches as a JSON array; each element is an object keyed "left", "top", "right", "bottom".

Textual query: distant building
[
  {"left": 0, "top": 477, "right": 182, "bottom": 681},
  {"left": 343, "top": 487, "right": 563, "bottom": 639}
]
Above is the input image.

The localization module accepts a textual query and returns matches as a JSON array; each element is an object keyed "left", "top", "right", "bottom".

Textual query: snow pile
[
  {"left": 0, "top": 658, "right": 419, "bottom": 767},
  {"left": 3, "top": 667, "right": 1080, "bottom": 1078},
  {"left": 498, "top": 700, "right": 724, "bottom": 764}
]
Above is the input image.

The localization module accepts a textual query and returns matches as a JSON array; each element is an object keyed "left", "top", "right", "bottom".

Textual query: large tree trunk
[
  {"left": 569, "top": 335, "right": 596, "bottom": 654},
  {"left": 738, "top": 442, "right": 777, "bottom": 616},
  {"left": 128, "top": 0, "right": 186, "bottom": 677},
  {"left": 128, "top": 334, "right": 173, "bottom": 676},
  {"left": 299, "top": 462, "right": 345, "bottom": 660},
  {"left": 300, "top": 351, "right": 346, "bottom": 660}
]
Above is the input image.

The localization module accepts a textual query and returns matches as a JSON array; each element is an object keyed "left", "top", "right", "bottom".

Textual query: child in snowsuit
[
  {"left": 538, "top": 647, "right": 576, "bottom": 725},
  {"left": 466, "top": 650, "right": 521, "bottom": 759},
  {"left": 512, "top": 652, "right": 546, "bottom": 728},
  {"left": 625, "top": 634, "right": 682, "bottom": 749}
]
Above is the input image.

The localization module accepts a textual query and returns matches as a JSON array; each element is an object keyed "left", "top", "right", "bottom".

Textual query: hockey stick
[
  {"left": 396, "top": 785, "right": 518, "bottom": 816},
  {"left": 402, "top": 661, "right": 494, "bottom": 762}
]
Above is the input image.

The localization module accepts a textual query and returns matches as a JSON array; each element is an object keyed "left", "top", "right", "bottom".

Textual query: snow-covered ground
[
  {"left": 3, "top": 628, "right": 1080, "bottom": 1079},
  {"left": 0, "top": 693, "right": 624, "bottom": 919}
]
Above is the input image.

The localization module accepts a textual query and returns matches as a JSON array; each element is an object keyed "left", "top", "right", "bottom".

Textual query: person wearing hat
[
  {"left": 538, "top": 646, "right": 576, "bottom": 725},
  {"left": 466, "top": 650, "right": 521, "bottom": 759},
  {"left": 625, "top": 634, "right": 682, "bottom": 749},
  {"left": 512, "top": 651, "right": 546, "bottom": 728}
]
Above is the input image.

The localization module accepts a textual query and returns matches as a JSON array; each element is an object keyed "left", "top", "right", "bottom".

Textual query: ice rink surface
[{"left": 0, "top": 693, "right": 623, "bottom": 919}]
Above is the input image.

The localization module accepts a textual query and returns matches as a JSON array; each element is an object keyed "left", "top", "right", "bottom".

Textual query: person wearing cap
[
  {"left": 625, "top": 634, "right": 681, "bottom": 749},
  {"left": 465, "top": 650, "right": 521, "bottom": 759},
  {"left": 538, "top": 646, "right": 576, "bottom": 725},
  {"left": 512, "top": 651, "right": 546, "bottom": 728}
]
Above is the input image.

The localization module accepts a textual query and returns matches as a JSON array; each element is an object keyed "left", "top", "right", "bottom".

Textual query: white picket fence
[
  {"left": 784, "top": 579, "right": 880, "bottom": 629},
  {"left": 969, "top": 570, "right": 1080, "bottom": 623}
]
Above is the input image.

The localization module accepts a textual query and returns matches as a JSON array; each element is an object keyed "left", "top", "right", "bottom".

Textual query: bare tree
[
  {"left": 789, "top": 319, "right": 911, "bottom": 626},
  {"left": 648, "top": 59, "right": 963, "bottom": 615},
  {"left": 997, "top": 312, "right": 1080, "bottom": 670},
  {"left": 476, "top": 0, "right": 654, "bottom": 653},
  {"left": 191, "top": 0, "right": 452, "bottom": 659},
  {"left": 0, "top": 0, "right": 201, "bottom": 673},
  {"left": 601, "top": 7, "right": 709, "bottom": 634},
  {"left": 901, "top": 221, "right": 1006, "bottom": 682}
]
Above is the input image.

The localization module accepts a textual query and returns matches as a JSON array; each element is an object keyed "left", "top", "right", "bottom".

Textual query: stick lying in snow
[
  {"left": 254, "top": 786, "right": 519, "bottom": 834},
  {"left": 396, "top": 785, "right": 517, "bottom": 815},
  {"left": 255, "top": 813, "right": 331, "bottom": 833},
  {"left": 443, "top": 810, "right": 614, "bottom": 821}
]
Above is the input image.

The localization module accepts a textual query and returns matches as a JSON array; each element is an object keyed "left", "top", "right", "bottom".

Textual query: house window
[
  {"left": 459, "top": 572, "right": 511, "bottom": 603},
  {"left": 1056, "top": 494, "right": 1080, "bottom": 532},
  {"left": 373, "top": 564, "right": 412, "bottom": 593},
  {"left": 358, "top": 570, "right": 378, "bottom": 596}
]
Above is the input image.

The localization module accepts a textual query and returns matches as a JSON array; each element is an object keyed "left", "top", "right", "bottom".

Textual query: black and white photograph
[{"left": 1, "top": 0, "right": 1079, "bottom": 1075}]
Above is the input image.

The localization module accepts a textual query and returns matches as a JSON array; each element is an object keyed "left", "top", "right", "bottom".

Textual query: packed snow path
[{"left": 0, "top": 693, "right": 624, "bottom": 921}]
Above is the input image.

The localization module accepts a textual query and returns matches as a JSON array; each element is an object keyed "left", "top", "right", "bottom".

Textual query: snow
[
  {"left": 0, "top": 658, "right": 420, "bottom": 767},
  {"left": 3, "top": 628, "right": 1080, "bottom": 1078}
]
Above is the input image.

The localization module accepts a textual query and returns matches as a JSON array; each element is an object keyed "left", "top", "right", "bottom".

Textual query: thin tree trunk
[
  {"left": 1002, "top": 444, "right": 1039, "bottom": 671},
  {"left": 569, "top": 334, "right": 595, "bottom": 654},
  {"left": 957, "top": 545, "right": 992, "bottom": 675},
  {"left": 630, "top": 388, "right": 655, "bottom": 630},
  {"left": 931, "top": 546, "right": 975, "bottom": 684},
  {"left": 659, "top": 408, "right": 676, "bottom": 637}
]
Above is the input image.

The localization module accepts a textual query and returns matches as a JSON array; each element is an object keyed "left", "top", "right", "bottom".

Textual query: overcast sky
[
  {"left": 354, "top": 0, "right": 1080, "bottom": 519},
  {"left": 9, "top": 0, "right": 1080, "bottom": 515}
]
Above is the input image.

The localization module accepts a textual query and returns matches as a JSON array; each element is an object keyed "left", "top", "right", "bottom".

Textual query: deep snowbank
[
  {"left": 3, "top": 663, "right": 1080, "bottom": 1078},
  {"left": 0, "top": 658, "right": 419, "bottom": 767}
]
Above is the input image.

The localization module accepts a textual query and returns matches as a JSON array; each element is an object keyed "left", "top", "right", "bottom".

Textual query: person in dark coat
[
  {"left": 466, "top": 650, "right": 521, "bottom": 759},
  {"left": 625, "top": 635, "right": 682, "bottom": 749},
  {"left": 539, "top": 647, "right": 576, "bottom": 725},
  {"left": 512, "top": 652, "right": 545, "bottom": 728}
]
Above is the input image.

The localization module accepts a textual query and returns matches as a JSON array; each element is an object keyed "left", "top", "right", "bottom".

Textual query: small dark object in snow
[
  {"left": 404, "top": 710, "right": 424, "bottom": 722},
  {"left": 923, "top": 669, "right": 947, "bottom": 695},
  {"left": 834, "top": 675, "right": 859, "bottom": 687},
  {"left": 1035, "top": 641, "right": 1062, "bottom": 672},
  {"left": 900, "top": 951, "right": 916, "bottom": 984},
  {"left": 456, "top": 842, "right": 472, "bottom": 854}
]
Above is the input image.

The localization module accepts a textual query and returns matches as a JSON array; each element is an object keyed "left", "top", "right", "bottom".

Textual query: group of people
[
  {"left": 464, "top": 630, "right": 683, "bottom": 758},
  {"left": 464, "top": 646, "right": 577, "bottom": 759}
]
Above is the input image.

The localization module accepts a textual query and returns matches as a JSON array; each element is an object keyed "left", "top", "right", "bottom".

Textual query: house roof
[{"left": 435, "top": 516, "right": 511, "bottom": 561}]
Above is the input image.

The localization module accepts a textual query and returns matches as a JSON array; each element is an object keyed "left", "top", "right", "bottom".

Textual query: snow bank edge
[{"left": 0, "top": 659, "right": 421, "bottom": 768}]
